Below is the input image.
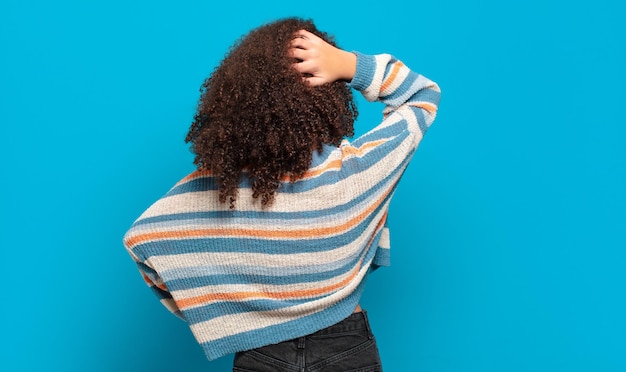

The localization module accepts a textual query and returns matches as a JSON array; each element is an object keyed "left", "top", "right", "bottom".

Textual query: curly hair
[{"left": 185, "top": 18, "right": 357, "bottom": 208}]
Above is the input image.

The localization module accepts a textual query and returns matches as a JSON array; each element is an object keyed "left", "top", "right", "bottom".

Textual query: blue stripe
[
  {"left": 413, "top": 106, "right": 429, "bottom": 135},
  {"left": 180, "top": 242, "right": 380, "bottom": 326},
  {"left": 196, "top": 273, "right": 370, "bottom": 361},
  {"left": 409, "top": 85, "right": 441, "bottom": 105},
  {"left": 384, "top": 72, "right": 421, "bottom": 107},
  {"left": 162, "top": 244, "right": 371, "bottom": 290},
  {"left": 160, "top": 120, "right": 414, "bottom": 200},
  {"left": 149, "top": 283, "right": 173, "bottom": 301},
  {"left": 163, "top": 228, "right": 381, "bottom": 304},
  {"left": 131, "top": 138, "right": 413, "bottom": 229},
  {"left": 183, "top": 297, "right": 326, "bottom": 325},
  {"left": 160, "top": 238, "right": 372, "bottom": 280},
  {"left": 137, "top": 261, "right": 156, "bottom": 275},
  {"left": 131, "top": 159, "right": 410, "bottom": 263},
  {"left": 134, "top": 201, "right": 386, "bottom": 258},
  {"left": 372, "top": 246, "right": 390, "bottom": 268},
  {"left": 309, "top": 143, "right": 341, "bottom": 167},
  {"left": 380, "top": 71, "right": 421, "bottom": 103},
  {"left": 382, "top": 57, "right": 399, "bottom": 80},
  {"left": 131, "top": 164, "right": 402, "bottom": 259},
  {"left": 349, "top": 115, "right": 412, "bottom": 148}
]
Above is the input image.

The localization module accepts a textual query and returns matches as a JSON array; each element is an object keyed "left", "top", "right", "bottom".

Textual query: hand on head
[{"left": 289, "top": 30, "right": 356, "bottom": 86}]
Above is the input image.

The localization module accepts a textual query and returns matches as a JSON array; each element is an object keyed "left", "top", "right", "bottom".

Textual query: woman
[{"left": 124, "top": 17, "right": 440, "bottom": 371}]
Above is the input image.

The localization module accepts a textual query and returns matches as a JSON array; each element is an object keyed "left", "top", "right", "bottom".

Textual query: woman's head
[{"left": 186, "top": 18, "right": 357, "bottom": 208}]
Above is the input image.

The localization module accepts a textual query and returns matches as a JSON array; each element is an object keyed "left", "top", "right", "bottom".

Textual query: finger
[
  {"left": 290, "top": 36, "right": 310, "bottom": 50},
  {"left": 293, "top": 29, "right": 312, "bottom": 39},
  {"left": 304, "top": 76, "right": 326, "bottom": 87},
  {"left": 291, "top": 59, "right": 316, "bottom": 74},
  {"left": 295, "top": 30, "right": 323, "bottom": 45},
  {"left": 291, "top": 62, "right": 305, "bottom": 73},
  {"left": 288, "top": 47, "right": 309, "bottom": 60}
]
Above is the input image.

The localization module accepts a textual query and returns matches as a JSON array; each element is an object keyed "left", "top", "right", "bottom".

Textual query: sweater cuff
[{"left": 347, "top": 51, "right": 376, "bottom": 92}]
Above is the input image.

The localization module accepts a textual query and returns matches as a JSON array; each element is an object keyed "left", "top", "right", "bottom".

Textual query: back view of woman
[{"left": 124, "top": 17, "right": 440, "bottom": 371}]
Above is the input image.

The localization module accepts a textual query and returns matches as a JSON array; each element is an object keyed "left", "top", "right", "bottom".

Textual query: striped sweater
[{"left": 123, "top": 52, "right": 440, "bottom": 361}]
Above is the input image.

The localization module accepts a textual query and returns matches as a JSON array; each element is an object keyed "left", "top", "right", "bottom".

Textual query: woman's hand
[{"left": 289, "top": 30, "right": 356, "bottom": 86}]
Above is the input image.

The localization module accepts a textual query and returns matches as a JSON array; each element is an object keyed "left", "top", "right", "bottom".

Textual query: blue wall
[{"left": 2, "top": 1, "right": 624, "bottom": 371}]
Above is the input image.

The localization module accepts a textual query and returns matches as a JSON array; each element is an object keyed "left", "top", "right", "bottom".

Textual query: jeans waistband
[{"left": 309, "top": 310, "right": 373, "bottom": 339}]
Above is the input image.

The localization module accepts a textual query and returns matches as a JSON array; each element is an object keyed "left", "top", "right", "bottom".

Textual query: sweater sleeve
[
  {"left": 344, "top": 52, "right": 440, "bottom": 169},
  {"left": 350, "top": 52, "right": 440, "bottom": 131},
  {"left": 128, "top": 250, "right": 185, "bottom": 320},
  {"left": 340, "top": 53, "right": 440, "bottom": 267}
]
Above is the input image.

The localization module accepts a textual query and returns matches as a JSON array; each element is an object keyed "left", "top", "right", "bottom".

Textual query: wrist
[
  {"left": 338, "top": 50, "right": 357, "bottom": 81},
  {"left": 346, "top": 52, "right": 375, "bottom": 92}
]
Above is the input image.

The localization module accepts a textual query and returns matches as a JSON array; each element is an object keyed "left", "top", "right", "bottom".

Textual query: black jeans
[{"left": 232, "top": 311, "right": 382, "bottom": 372}]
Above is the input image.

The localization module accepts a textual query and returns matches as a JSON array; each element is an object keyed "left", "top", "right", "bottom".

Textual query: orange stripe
[
  {"left": 125, "top": 182, "right": 394, "bottom": 249},
  {"left": 408, "top": 101, "right": 437, "bottom": 114},
  {"left": 363, "top": 211, "right": 387, "bottom": 252},
  {"left": 279, "top": 140, "right": 387, "bottom": 182},
  {"left": 176, "top": 258, "right": 363, "bottom": 309},
  {"left": 380, "top": 61, "right": 404, "bottom": 93},
  {"left": 175, "top": 169, "right": 213, "bottom": 187},
  {"left": 180, "top": 140, "right": 386, "bottom": 185},
  {"left": 142, "top": 273, "right": 153, "bottom": 285},
  {"left": 374, "top": 210, "right": 387, "bottom": 237},
  {"left": 142, "top": 273, "right": 168, "bottom": 291},
  {"left": 279, "top": 159, "right": 342, "bottom": 182},
  {"left": 176, "top": 212, "right": 388, "bottom": 309},
  {"left": 341, "top": 140, "right": 386, "bottom": 157},
  {"left": 302, "top": 159, "right": 342, "bottom": 178}
]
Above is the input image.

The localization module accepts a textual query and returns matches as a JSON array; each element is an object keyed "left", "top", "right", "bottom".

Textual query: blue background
[{"left": 1, "top": 0, "right": 624, "bottom": 371}]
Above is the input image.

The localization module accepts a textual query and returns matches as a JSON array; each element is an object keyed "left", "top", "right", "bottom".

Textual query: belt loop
[
  {"left": 298, "top": 336, "right": 306, "bottom": 371},
  {"left": 361, "top": 310, "right": 374, "bottom": 340}
]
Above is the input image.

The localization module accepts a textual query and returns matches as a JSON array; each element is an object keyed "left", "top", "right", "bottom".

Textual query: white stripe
[
  {"left": 361, "top": 54, "right": 392, "bottom": 102},
  {"left": 378, "top": 227, "right": 390, "bottom": 249},
  {"left": 143, "top": 196, "right": 391, "bottom": 274},
  {"left": 170, "top": 261, "right": 359, "bottom": 309},
  {"left": 133, "top": 128, "right": 412, "bottom": 222},
  {"left": 380, "top": 62, "right": 410, "bottom": 97},
  {"left": 383, "top": 77, "right": 427, "bottom": 110},
  {"left": 160, "top": 298, "right": 180, "bottom": 313},
  {"left": 189, "top": 262, "right": 371, "bottom": 343},
  {"left": 126, "top": 175, "right": 392, "bottom": 247}
]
